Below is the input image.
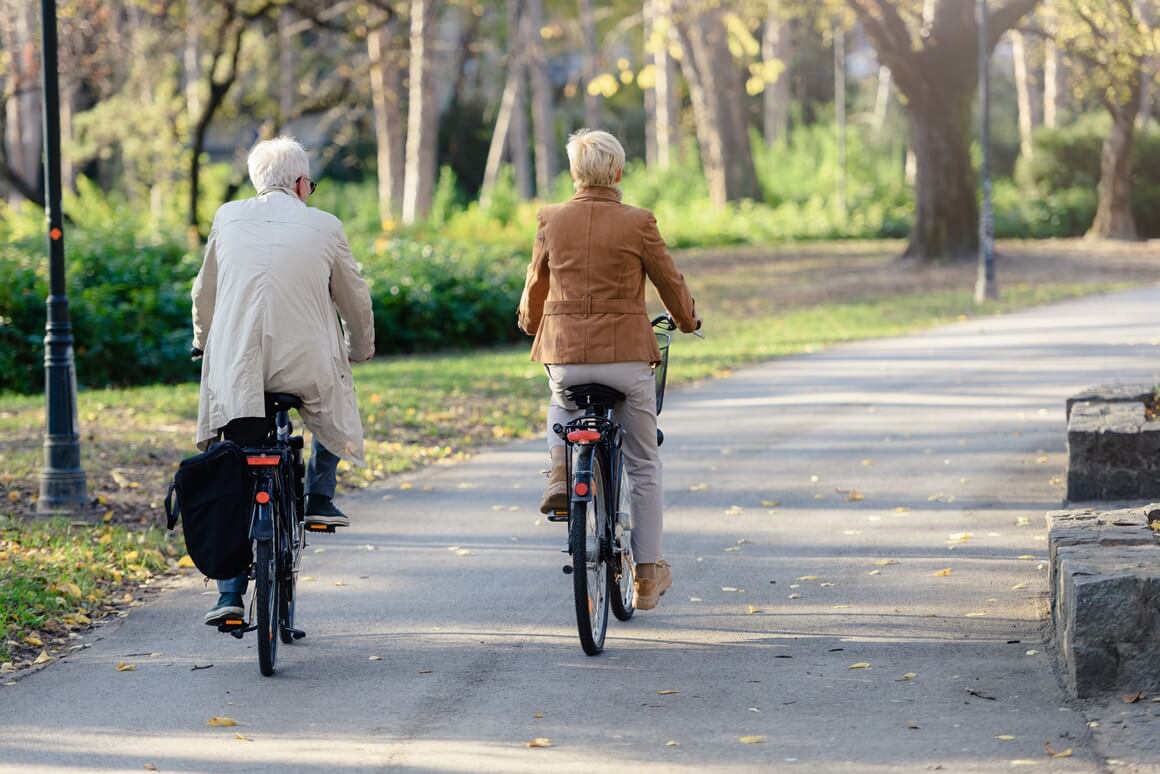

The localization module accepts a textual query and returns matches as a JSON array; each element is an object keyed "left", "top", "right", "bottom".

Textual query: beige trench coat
[{"left": 191, "top": 189, "right": 375, "bottom": 464}]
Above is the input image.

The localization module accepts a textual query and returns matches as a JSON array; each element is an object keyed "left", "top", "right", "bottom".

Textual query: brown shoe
[
  {"left": 538, "top": 446, "right": 568, "bottom": 514},
  {"left": 633, "top": 560, "right": 672, "bottom": 610}
]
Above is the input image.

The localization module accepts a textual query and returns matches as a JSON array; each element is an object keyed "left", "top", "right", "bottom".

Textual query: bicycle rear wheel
[
  {"left": 255, "top": 535, "right": 279, "bottom": 676},
  {"left": 279, "top": 498, "right": 302, "bottom": 645},
  {"left": 609, "top": 457, "right": 635, "bottom": 621},
  {"left": 571, "top": 449, "right": 609, "bottom": 656}
]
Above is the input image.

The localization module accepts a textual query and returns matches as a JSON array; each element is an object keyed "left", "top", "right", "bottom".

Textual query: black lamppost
[
  {"left": 975, "top": 0, "right": 999, "bottom": 303},
  {"left": 37, "top": 0, "right": 87, "bottom": 513}
]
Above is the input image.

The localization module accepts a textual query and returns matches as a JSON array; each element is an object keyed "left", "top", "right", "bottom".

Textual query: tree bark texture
[
  {"left": 1088, "top": 104, "right": 1140, "bottom": 240},
  {"left": 506, "top": 0, "right": 533, "bottom": 200},
  {"left": 848, "top": 0, "right": 1042, "bottom": 261},
  {"left": 367, "top": 16, "right": 405, "bottom": 222},
  {"left": 675, "top": 4, "right": 761, "bottom": 206},
  {"left": 578, "top": 0, "right": 602, "bottom": 128},
  {"left": 525, "top": 0, "right": 557, "bottom": 194},
  {"left": 762, "top": 3, "right": 791, "bottom": 145},
  {"left": 402, "top": 0, "right": 438, "bottom": 224},
  {"left": 2, "top": 0, "right": 43, "bottom": 205}
]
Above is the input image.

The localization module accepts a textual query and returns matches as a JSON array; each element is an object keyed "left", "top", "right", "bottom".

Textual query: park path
[{"left": 4, "top": 287, "right": 1160, "bottom": 773}]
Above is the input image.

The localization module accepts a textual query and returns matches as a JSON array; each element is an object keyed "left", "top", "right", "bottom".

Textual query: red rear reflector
[
  {"left": 574, "top": 481, "right": 590, "bottom": 497},
  {"left": 566, "top": 430, "right": 601, "bottom": 443},
  {"left": 247, "top": 455, "right": 280, "bottom": 466},
  {"left": 255, "top": 491, "right": 271, "bottom": 504}
]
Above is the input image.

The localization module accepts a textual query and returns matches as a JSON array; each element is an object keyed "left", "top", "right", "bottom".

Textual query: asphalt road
[{"left": 4, "top": 287, "right": 1160, "bottom": 773}]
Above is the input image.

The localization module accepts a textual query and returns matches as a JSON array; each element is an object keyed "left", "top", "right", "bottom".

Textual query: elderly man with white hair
[
  {"left": 191, "top": 136, "right": 375, "bottom": 626},
  {"left": 517, "top": 129, "right": 701, "bottom": 611}
]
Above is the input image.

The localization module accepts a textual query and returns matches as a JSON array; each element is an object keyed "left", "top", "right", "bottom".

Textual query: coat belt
[{"left": 543, "top": 297, "right": 645, "bottom": 317}]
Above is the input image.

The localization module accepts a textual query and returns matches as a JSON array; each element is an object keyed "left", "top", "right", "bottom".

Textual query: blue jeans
[{"left": 217, "top": 438, "right": 339, "bottom": 595}]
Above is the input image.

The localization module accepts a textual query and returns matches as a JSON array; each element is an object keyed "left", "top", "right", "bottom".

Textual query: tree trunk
[
  {"left": 762, "top": 3, "right": 791, "bottom": 145},
  {"left": 905, "top": 93, "right": 978, "bottom": 260},
  {"left": 278, "top": 10, "right": 295, "bottom": 125},
  {"left": 525, "top": 0, "right": 557, "bottom": 193},
  {"left": 676, "top": 5, "right": 761, "bottom": 206},
  {"left": 1043, "top": 37, "right": 1057, "bottom": 128},
  {"left": 834, "top": 25, "right": 847, "bottom": 214},
  {"left": 1010, "top": 30, "right": 1033, "bottom": 160},
  {"left": 506, "top": 0, "right": 533, "bottom": 200},
  {"left": 480, "top": 40, "right": 524, "bottom": 207},
  {"left": 401, "top": 0, "right": 439, "bottom": 224},
  {"left": 578, "top": 0, "right": 602, "bottom": 128},
  {"left": 185, "top": 0, "right": 202, "bottom": 127},
  {"left": 872, "top": 65, "right": 891, "bottom": 135},
  {"left": 368, "top": 17, "right": 405, "bottom": 222},
  {"left": 2, "top": 0, "right": 42, "bottom": 205},
  {"left": 643, "top": 0, "right": 658, "bottom": 166},
  {"left": 651, "top": 0, "right": 678, "bottom": 168},
  {"left": 1088, "top": 107, "right": 1139, "bottom": 240}
]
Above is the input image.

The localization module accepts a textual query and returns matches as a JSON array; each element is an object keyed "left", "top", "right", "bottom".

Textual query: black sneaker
[
  {"left": 305, "top": 495, "right": 350, "bottom": 528},
  {"left": 203, "top": 592, "right": 245, "bottom": 625}
]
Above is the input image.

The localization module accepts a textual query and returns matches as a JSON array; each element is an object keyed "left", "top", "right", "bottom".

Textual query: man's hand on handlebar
[{"left": 191, "top": 347, "right": 204, "bottom": 361}]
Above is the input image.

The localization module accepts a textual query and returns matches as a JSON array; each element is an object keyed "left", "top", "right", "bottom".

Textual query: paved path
[{"left": 4, "top": 287, "right": 1160, "bottom": 773}]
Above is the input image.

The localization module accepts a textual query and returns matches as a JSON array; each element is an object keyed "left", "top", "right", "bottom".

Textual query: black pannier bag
[{"left": 163, "top": 441, "right": 253, "bottom": 579}]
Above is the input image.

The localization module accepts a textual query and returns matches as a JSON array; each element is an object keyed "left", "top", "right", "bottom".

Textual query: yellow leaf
[
  {"left": 689, "top": 483, "right": 709, "bottom": 492},
  {"left": 873, "top": 559, "right": 899, "bottom": 566},
  {"left": 33, "top": 650, "right": 51, "bottom": 665},
  {"left": 1011, "top": 583, "right": 1028, "bottom": 590},
  {"left": 994, "top": 735, "right": 1016, "bottom": 741},
  {"left": 665, "top": 740, "right": 680, "bottom": 747},
  {"left": 399, "top": 482, "right": 414, "bottom": 490},
  {"left": 846, "top": 490, "right": 865, "bottom": 502},
  {"left": 895, "top": 506, "right": 911, "bottom": 513},
  {"left": 6, "top": 490, "right": 20, "bottom": 503},
  {"left": 368, "top": 656, "right": 383, "bottom": 661},
  {"left": 1016, "top": 555, "right": 1036, "bottom": 560},
  {"left": 898, "top": 672, "right": 917, "bottom": 681},
  {"left": 235, "top": 733, "right": 253, "bottom": 742},
  {"left": 102, "top": 511, "right": 113, "bottom": 524},
  {"left": 115, "top": 662, "right": 136, "bottom": 672},
  {"left": 862, "top": 459, "right": 874, "bottom": 466},
  {"left": 1051, "top": 749, "right": 1073, "bottom": 759},
  {"left": 23, "top": 634, "right": 43, "bottom": 647},
  {"left": 868, "top": 569, "right": 881, "bottom": 576},
  {"left": 144, "top": 765, "right": 159, "bottom": 771},
  {"left": 787, "top": 593, "right": 801, "bottom": 599},
  {"left": 933, "top": 568, "right": 953, "bottom": 577},
  {"left": 745, "top": 605, "right": 762, "bottom": 615},
  {"left": 123, "top": 550, "right": 139, "bottom": 563},
  {"left": 455, "top": 549, "right": 474, "bottom": 557},
  {"left": 760, "top": 499, "right": 779, "bottom": 507},
  {"left": 797, "top": 575, "right": 818, "bottom": 581},
  {"left": 848, "top": 662, "right": 871, "bottom": 670},
  {"left": 526, "top": 737, "right": 553, "bottom": 748},
  {"left": 964, "top": 612, "right": 987, "bottom": 617},
  {"left": 177, "top": 555, "right": 196, "bottom": 569},
  {"left": 98, "top": 533, "right": 112, "bottom": 545},
  {"left": 207, "top": 717, "right": 238, "bottom": 727},
  {"left": 657, "top": 689, "right": 680, "bottom": 695},
  {"left": 739, "top": 735, "right": 766, "bottom": 744},
  {"left": 1010, "top": 760, "right": 1041, "bottom": 766}
]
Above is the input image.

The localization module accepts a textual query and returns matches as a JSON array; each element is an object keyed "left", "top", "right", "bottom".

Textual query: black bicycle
[
  {"left": 217, "top": 392, "right": 335, "bottom": 676},
  {"left": 553, "top": 315, "right": 677, "bottom": 655}
]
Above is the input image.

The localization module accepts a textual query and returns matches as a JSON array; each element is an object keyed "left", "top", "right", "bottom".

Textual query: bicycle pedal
[
  {"left": 284, "top": 627, "right": 307, "bottom": 640},
  {"left": 547, "top": 509, "right": 568, "bottom": 523},
  {"left": 305, "top": 523, "right": 336, "bottom": 533}
]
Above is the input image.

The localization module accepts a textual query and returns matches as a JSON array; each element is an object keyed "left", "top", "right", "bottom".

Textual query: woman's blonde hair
[{"left": 566, "top": 129, "right": 625, "bottom": 191}]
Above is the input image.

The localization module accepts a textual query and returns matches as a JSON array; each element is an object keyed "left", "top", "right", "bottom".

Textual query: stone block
[{"left": 1066, "top": 388, "right": 1157, "bottom": 503}]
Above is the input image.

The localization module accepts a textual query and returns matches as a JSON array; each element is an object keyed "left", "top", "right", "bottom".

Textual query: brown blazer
[{"left": 517, "top": 186, "right": 698, "bottom": 365}]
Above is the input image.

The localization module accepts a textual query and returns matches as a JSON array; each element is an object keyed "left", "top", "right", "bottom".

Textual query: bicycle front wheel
[
  {"left": 255, "top": 535, "right": 279, "bottom": 676},
  {"left": 571, "top": 450, "right": 609, "bottom": 656},
  {"left": 609, "top": 457, "right": 635, "bottom": 621}
]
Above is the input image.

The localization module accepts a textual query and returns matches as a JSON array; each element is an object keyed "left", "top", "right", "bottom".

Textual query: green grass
[{"left": 0, "top": 516, "right": 174, "bottom": 662}]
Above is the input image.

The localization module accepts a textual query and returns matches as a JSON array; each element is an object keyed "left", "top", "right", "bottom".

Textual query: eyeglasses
[{"left": 298, "top": 177, "right": 317, "bottom": 195}]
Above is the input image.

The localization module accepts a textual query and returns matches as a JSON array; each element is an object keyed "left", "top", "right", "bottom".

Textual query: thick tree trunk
[
  {"left": 1088, "top": 108, "right": 1139, "bottom": 240},
  {"left": 578, "top": 0, "right": 602, "bottom": 128},
  {"left": 525, "top": 0, "right": 557, "bottom": 194},
  {"left": 651, "top": 0, "right": 678, "bottom": 168},
  {"left": 1010, "top": 30, "right": 1033, "bottom": 160},
  {"left": 905, "top": 94, "right": 978, "bottom": 261},
  {"left": 368, "top": 17, "right": 405, "bottom": 222},
  {"left": 676, "top": 5, "right": 761, "bottom": 206},
  {"left": 401, "top": 0, "right": 438, "bottom": 224},
  {"left": 506, "top": 0, "right": 533, "bottom": 200},
  {"left": 762, "top": 3, "right": 791, "bottom": 145}
]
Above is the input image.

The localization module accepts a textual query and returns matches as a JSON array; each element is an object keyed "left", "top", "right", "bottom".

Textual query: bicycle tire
[
  {"left": 279, "top": 491, "right": 301, "bottom": 645},
  {"left": 255, "top": 534, "right": 279, "bottom": 676},
  {"left": 609, "top": 457, "right": 635, "bottom": 621},
  {"left": 571, "top": 449, "right": 609, "bottom": 656}
]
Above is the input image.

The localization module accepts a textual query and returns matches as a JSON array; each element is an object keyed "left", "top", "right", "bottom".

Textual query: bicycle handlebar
[
  {"left": 651, "top": 314, "right": 704, "bottom": 337},
  {"left": 191, "top": 347, "right": 204, "bottom": 362}
]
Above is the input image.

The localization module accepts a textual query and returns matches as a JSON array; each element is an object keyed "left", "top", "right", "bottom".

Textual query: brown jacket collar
[{"left": 571, "top": 185, "right": 622, "bottom": 203}]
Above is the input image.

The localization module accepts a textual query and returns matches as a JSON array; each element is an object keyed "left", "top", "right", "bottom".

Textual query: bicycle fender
[
  {"left": 250, "top": 502, "right": 274, "bottom": 541},
  {"left": 570, "top": 446, "right": 594, "bottom": 503}
]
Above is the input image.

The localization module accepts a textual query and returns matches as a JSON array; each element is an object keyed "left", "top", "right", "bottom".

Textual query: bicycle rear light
[
  {"left": 574, "top": 481, "right": 590, "bottom": 497},
  {"left": 254, "top": 491, "right": 271, "bottom": 504},
  {"left": 247, "top": 455, "right": 280, "bottom": 466},
  {"left": 566, "top": 429, "right": 601, "bottom": 443}
]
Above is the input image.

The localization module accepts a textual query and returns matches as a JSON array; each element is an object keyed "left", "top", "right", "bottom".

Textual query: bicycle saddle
[
  {"left": 264, "top": 392, "right": 303, "bottom": 413},
  {"left": 564, "top": 383, "right": 625, "bottom": 411}
]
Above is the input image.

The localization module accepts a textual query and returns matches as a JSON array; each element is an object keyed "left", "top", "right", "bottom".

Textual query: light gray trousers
[{"left": 545, "top": 362, "right": 662, "bottom": 564}]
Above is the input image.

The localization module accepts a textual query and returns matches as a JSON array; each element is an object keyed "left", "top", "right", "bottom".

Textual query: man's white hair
[
  {"left": 247, "top": 136, "right": 310, "bottom": 192},
  {"left": 566, "top": 129, "right": 625, "bottom": 190}
]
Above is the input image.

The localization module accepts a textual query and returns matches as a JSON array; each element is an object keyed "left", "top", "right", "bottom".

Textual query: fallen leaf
[
  {"left": 1051, "top": 749, "right": 1073, "bottom": 759},
  {"left": 23, "top": 635, "right": 43, "bottom": 648},
  {"left": 862, "top": 458, "right": 874, "bottom": 466},
  {"left": 368, "top": 656, "right": 383, "bottom": 661},
  {"left": 933, "top": 568, "right": 953, "bottom": 577},
  {"left": 724, "top": 505, "right": 744, "bottom": 516},
  {"left": 995, "top": 735, "right": 1016, "bottom": 741},
  {"left": 843, "top": 529, "right": 862, "bottom": 535},
  {"left": 657, "top": 689, "right": 680, "bottom": 695},
  {"left": 820, "top": 582, "right": 835, "bottom": 587},
  {"left": 1025, "top": 650, "right": 1039, "bottom": 656},
  {"left": 33, "top": 651, "right": 51, "bottom": 665},
  {"left": 868, "top": 569, "right": 881, "bottom": 576},
  {"left": 143, "top": 765, "right": 158, "bottom": 771},
  {"left": 797, "top": 575, "right": 818, "bottom": 581},
  {"left": 207, "top": 717, "right": 238, "bottom": 727},
  {"left": 787, "top": 593, "right": 801, "bottom": 599},
  {"left": 897, "top": 672, "right": 917, "bottom": 681},
  {"left": 965, "top": 612, "right": 987, "bottom": 617},
  {"left": 665, "top": 740, "right": 680, "bottom": 747},
  {"left": 739, "top": 735, "right": 767, "bottom": 744},
  {"left": 115, "top": 662, "right": 136, "bottom": 672},
  {"left": 177, "top": 555, "right": 196, "bottom": 569},
  {"left": 1016, "top": 555, "right": 1036, "bottom": 560},
  {"left": 724, "top": 546, "right": 741, "bottom": 553},
  {"left": 846, "top": 490, "right": 865, "bottom": 502},
  {"left": 907, "top": 720, "right": 921, "bottom": 730},
  {"left": 689, "top": 597, "right": 703, "bottom": 602},
  {"left": 721, "top": 586, "right": 741, "bottom": 592},
  {"left": 526, "top": 737, "right": 553, "bottom": 748},
  {"left": 455, "top": 549, "right": 474, "bottom": 557},
  {"left": 1015, "top": 516, "right": 1031, "bottom": 526},
  {"left": 1122, "top": 691, "right": 1145, "bottom": 704},
  {"left": 234, "top": 733, "right": 253, "bottom": 742},
  {"left": 895, "top": 506, "right": 911, "bottom": 513},
  {"left": 745, "top": 605, "right": 762, "bottom": 615},
  {"left": 689, "top": 483, "right": 710, "bottom": 492},
  {"left": 1009, "top": 760, "right": 1041, "bottom": 767},
  {"left": 399, "top": 482, "right": 413, "bottom": 490},
  {"left": 760, "top": 499, "right": 779, "bottom": 507},
  {"left": 1011, "top": 583, "right": 1028, "bottom": 590},
  {"left": 848, "top": 662, "right": 871, "bottom": 670}
]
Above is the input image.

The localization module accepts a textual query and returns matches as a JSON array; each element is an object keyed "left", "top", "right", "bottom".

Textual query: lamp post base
[{"left": 37, "top": 467, "right": 88, "bottom": 513}]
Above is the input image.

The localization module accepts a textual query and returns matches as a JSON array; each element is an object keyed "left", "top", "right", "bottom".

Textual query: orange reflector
[
  {"left": 574, "top": 481, "right": 589, "bottom": 497},
  {"left": 566, "top": 429, "right": 601, "bottom": 443},
  {"left": 255, "top": 491, "right": 270, "bottom": 504},
  {"left": 247, "top": 455, "right": 280, "bottom": 466},
  {"left": 224, "top": 619, "right": 244, "bottom": 626}
]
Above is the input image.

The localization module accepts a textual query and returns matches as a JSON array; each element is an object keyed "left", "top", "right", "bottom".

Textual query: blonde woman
[{"left": 517, "top": 129, "right": 701, "bottom": 610}]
